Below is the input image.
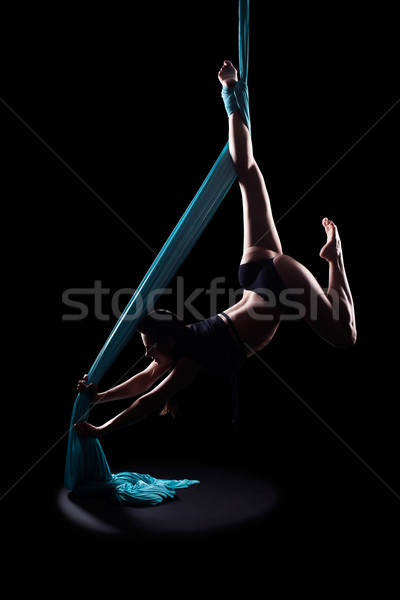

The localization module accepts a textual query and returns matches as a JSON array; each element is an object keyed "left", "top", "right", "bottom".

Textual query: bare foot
[
  {"left": 218, "top": 60, "right": 238, "bottom": 87},
  {"left": 319, "top": 218, "right": 342, "bottom": 262}
]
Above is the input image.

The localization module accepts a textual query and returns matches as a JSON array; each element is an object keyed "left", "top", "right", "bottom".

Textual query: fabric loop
[{"left": 221, "top": 80, "right": 251, "bottom": 133}]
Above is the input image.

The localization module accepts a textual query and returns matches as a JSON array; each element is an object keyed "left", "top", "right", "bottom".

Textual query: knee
[
  {"left": 347, "top": 324, "right": 357, "bottom": 347},
  {"left": 335, "top": 327, "right": 357, "bottom": 349}
]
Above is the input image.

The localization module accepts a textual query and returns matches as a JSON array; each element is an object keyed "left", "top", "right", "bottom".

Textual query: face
[{"left": 141, "top": 333, "right": 174, "bottom": 365}]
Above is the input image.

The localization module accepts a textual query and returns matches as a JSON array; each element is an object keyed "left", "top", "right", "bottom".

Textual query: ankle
[
  {"left": 223, "top": 79, "right": 237, "bottom": 88},
  {"left": 221, "top": 80, "right": 251, "bottom": 133}
]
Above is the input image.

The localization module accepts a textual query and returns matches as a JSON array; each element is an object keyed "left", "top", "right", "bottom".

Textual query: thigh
[
  {"left": 273, "top": 254, "right": 348, "bottom": 347},
  {"left": 239, "top": 163, "right": 282, "bottom": 255}
]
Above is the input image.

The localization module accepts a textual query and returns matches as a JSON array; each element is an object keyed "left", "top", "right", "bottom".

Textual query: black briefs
[{"left": 238, "top": 258, "right": 286, "bottom": 304}]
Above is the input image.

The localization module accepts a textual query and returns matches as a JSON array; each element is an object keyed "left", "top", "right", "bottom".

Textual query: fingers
[
  {"left": 322, "top": 217, "right": 335, "bottom": 231},
  {"left": 74, "top": 421, "right": 86, "bottom": 438},
  {"left": 219, "top": 60, "right": 236, "bottom": 75},
  {"left": 221, "top": 60, "right": 235, "bottom": 72},
  {"left": 77, "top": 380, "right": 87, "bottom": 392},
  {"left": 76, "top": 374, "right": 90, "bottom": 392}
]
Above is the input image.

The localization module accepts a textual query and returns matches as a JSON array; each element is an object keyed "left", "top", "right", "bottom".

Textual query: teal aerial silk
[{"left": 64, "top": 0, "right": 250, "bottom": 506}]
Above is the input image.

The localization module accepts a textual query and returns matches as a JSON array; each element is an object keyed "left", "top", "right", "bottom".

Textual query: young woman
[{"left": 74, "top": 60, "right": 356, "bottom": 439}]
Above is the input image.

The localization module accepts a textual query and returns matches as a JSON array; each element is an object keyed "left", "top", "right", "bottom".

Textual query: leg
[
  {"left": 274, "top": 219, "right": 357, "bottom": 348},
  {"left": 320, "top": 217, "right": 357, "bottom": 344},
  {"left": 218, "top": 60, "right": 282, "bottom": 256},
  {"left": 229, "top": 111, "right": 283, "bottom": 256}
]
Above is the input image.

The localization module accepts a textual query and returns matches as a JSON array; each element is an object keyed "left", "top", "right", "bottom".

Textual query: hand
[
  {"left": 77, "top": 374, "right": 99, "bottom": 404},
  {"left": 74, "top": 421, "right": 101, "bottom": 439}
]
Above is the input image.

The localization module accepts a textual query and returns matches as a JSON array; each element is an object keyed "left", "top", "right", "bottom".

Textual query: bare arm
[
  {"left": 77, "top": 361, "right": 170, "bottom": 405},
  {"left": 74, "top": 358, "right": 202, "bottom": 438}
]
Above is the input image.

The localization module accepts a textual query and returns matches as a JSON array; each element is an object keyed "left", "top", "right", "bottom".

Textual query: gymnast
[{"left": 74, "top": 60, "right": 357, "bottom": 439}]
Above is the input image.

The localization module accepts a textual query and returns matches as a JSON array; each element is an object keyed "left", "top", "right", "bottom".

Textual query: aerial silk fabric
[
  {"left": 64, "top": 0, "right": 250, "bottom": 506},
  {"left": 221, "top": 80, "right": 251, "bottom": 136}
]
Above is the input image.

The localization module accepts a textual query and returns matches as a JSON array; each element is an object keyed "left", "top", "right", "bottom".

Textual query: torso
[
  {"left": 219, "top": 248, "right": 285, "bottom": 356},
  {"left": 219, "top": 291, "right": 282, "bottom": 356}
]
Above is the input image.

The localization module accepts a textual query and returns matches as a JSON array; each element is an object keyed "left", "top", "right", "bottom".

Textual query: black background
[{"left": 1, "top": 0, "right": 399, "bottom": 585}]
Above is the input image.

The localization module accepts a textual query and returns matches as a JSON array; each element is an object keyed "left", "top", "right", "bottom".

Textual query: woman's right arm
[{"left": 77, "top": 361, "right": 169, "bottom": 405}]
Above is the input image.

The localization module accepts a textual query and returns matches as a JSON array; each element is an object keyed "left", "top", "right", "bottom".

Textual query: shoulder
[
  {"left": 172, "top": 356, "right": 203, "bottom": 379},
  {"left": 147, "top": 357, "right": 202, "bottom": 401},
  {"left": 140, "top": 359, "right": 172, "bottom": 386},
  {"left": 142, "top": 357, "right": 203, "bottom": 402},
  {"left": 143, "top": 359, "right": 170, "bottom": 376},
  {"left": 161, "top": 357, "right": 203, "bottom": 393}
]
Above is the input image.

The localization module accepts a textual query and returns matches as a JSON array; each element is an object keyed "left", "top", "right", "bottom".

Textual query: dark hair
[
  {"left": 137, "top": 310, "right": 189, "bottom": 419},
  {"left": 137, "top": 309, "right": 188, "bottom": 360}
]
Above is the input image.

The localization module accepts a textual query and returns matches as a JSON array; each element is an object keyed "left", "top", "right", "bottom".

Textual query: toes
[
  {"left": 220, "top": 60, "right": 235, "bottom": 72},
  {"left": 322, "top": 217, "right": 335, "bottom": 230}
]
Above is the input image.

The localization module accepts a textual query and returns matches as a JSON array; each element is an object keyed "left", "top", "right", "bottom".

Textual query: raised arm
[{"left": 74, "top": 358, "right": 202, "bottom": 439}]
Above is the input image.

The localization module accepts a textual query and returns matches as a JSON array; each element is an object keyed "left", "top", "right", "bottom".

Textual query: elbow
[{"left": 137, "top": 392, "right": 169, "bottom": 416}]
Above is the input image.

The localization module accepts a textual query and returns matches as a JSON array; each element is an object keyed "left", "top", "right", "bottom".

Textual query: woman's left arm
[{"left": 74, "top": 358, "right": 202, "bottom": 439}]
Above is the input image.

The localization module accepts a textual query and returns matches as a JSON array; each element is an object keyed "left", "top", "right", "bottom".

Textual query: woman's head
[
  {"left": 137, "top": 310, "right": 188, "bottom": 419},
  {"left": 137, "top": 309, "right": 188, "bottom": 365}
]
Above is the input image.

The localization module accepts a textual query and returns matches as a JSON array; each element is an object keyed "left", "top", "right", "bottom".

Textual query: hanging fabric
[{"left": 65, "top": 0, "right": 250, "bottom": 505}]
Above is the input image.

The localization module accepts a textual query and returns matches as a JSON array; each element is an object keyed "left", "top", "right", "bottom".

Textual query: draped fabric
[{"left": 64, "top": 0, "right": 250, "bottom": 506}]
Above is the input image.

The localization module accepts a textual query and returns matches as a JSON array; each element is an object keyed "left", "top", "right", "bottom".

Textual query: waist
[
  {"left": 216, "top": 312, "right": 244, "bottom": 347},
  {"left": 185, "top": 315, "right": 247, "bottom": 374}
]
